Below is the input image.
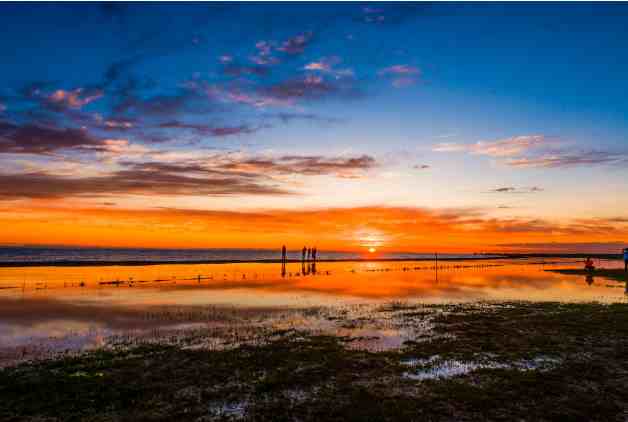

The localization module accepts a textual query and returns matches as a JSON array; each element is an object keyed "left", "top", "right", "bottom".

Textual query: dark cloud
[
  {"left": 265, "top": 75, "right": 334, "bottom": 100},
  {"left": 20, "top": 81, "right": 54, "bottom": 98},
  {"left": 604, "top": 217, "right": 628, "bottom": 223},
  {"left": 102, "top": 57, "right": 143, "bottom": 88},
  {"left": 489, "top": 186, "right": 543, "bottom": 194},
  {"left": 119, "top": 161, "right": 254, "bottom": 179},
  {"left": 114, "top": 90, "right": 199, "bottom": 116},
  {"left": 0, "top": 168, "right": 288, "bottom": 200},
  {"left": 222, "top": 63, "right": 269, "bottom": 77},
  {"left": 219, "top": 154, "right": 377, "bottom": 178},
  {"left": 0, "top": 121, "right": 104, "bottom": 154},
  {"left": 359, "top": 3, "right": 440, "bottom": 25},
  {"left": 0, "top": 152, "right": 378, "bottom": 200},
  {"left": 497, "top": 242, "right": 628, "bottom": 253},
  {"left": 273, "top": 112, "right": 342, "bottom": 124},
  {"left": 158, "top": 121, "right": 259, "bottom": 137},
  {"left": 276, "top": 32, "right": 313, "bottom": 55},
  {"left": 507, "top": 151, "right": 628, "bottom": 168},
  {"left": 261, "top": 74, "right": 359, "bottom": 104}
]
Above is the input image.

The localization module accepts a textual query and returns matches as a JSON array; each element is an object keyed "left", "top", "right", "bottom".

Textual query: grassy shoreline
[{"left": 2, "top": 301, "right": 627, "bottom": 421}]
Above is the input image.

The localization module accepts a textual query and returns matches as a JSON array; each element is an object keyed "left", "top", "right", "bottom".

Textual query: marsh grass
[{"left": 1, "top": 302, "right": 628, "bottom": 421}]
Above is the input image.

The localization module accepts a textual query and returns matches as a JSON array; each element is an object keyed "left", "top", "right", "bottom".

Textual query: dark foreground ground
[{"left": 2, "top": 301, "right": 628, "bottom": 421}]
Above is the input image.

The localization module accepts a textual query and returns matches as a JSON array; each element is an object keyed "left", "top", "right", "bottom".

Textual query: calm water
[
  {"left": 1, "top": 257, "right": 626, "bottom": 366},
  {"left": 0, "top": 246, "right": 489, "bottom": 263}
]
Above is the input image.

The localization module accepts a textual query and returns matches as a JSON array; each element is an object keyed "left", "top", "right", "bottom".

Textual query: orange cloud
[{"left": 1, "top": 205, "right": 626, "bottom": 252}]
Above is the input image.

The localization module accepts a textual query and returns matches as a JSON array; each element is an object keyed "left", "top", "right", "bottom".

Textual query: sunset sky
[{"left": 1, "top": 3, "right": 628, "bottom": 252}]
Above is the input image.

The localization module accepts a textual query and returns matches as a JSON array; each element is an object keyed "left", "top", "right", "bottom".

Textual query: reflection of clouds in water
[{"left": 1, "top": 259, "right": 626, "bottom": 366}]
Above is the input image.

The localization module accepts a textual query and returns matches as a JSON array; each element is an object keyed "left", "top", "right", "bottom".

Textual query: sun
[{"left": 368, "top": 247, "right": 376, "bottom": 253}]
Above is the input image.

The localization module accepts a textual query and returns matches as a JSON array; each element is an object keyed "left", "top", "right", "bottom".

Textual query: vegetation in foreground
[{"left": 1, "top": 302, "right": 628, "bottom": 421}]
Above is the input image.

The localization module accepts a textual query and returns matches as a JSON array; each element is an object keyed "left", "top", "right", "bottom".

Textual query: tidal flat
[
  {"left": 2, "top": 301, "right": 628, "bottom": 421},
  {"left": 2, "top": 258, "right": 628, "bottom": 420}
]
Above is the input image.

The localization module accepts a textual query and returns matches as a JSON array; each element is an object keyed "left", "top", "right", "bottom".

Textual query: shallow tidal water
[{"left": 1, "top": 258, "right": 626, "bottom": 366}]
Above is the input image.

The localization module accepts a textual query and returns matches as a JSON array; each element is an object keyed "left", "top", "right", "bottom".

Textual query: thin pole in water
[{"left": 435, "top": 252, "right": 439, "bottom": 282}]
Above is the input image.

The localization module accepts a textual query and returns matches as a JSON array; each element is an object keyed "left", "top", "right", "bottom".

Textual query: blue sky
[{"left": 1, "top": 2, "right": 628, "bottom": 250}]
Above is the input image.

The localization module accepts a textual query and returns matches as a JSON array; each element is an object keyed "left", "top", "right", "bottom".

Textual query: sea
[{"left": 0, "top": 247, "right": 489, "bottom": 264}]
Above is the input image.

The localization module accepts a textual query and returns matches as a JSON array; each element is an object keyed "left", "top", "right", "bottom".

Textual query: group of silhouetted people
[
  {"left": 301, "top": 246, "right": 317, "bottom": 263},
  {"left": 280, "top": 245, "right": 318, "bottom": 277}
]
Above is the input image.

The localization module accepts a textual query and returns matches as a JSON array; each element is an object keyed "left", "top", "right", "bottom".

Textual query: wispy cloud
[
  {"left": 271, "top": 112, "right": 342, "bottom": 124},
  {"left": 219, "top": 154, "right": 377, "bottom": 178},
  {"left": 378, "top": 65, "right": 420, "bottom": 87},
  {"left": 45, "top": 88, "right": 103, "bottom": 109},
  {"left": 222, "top": 63, "right": 269, "bottom": 77},
  {"left": 433, "top": 135, "right": 545, "bottom": 157},
  {"left": 98, "top": 117, "right": 136, "bottom": 130},
  {"left": 204, "top": 71, "right": 358, "bottom": 109},
  {"left": 488, "top": 186, "right": 544, "bottom": 194},
  {"left": 0, "top": 152, "right": 378, "bottom": 200},
  {"left": 262, "top": 74, "right": 358, "bottom": 103},
  {"left": 506, "top": 151, "right": 628, "bottom": 168},
  {"left": 496, "top": 242, "right": 628, "bottom": 254},
  {"left": 378, "top": 65, "right": 420, "bottom": 76},
  {"left": 303, "top": 57, "right": 353, "bottom": 79},
  {"left": 113, "top": 89, "right": 204, "bottom": 117},
  {"left": 433, "top": 135, "right": 628, "bottom": 169},
  {"left": 276, "top": 32, "right": 314, "bottom": 55},
  {"left": 157, "top": 121, "right": 260, "bottom": 137},
  {"left": 0, "top": 121, "right": 104, "bottom": 155},
  {"left": 0, "top": 169, "right": 288, "bottom": 200}
]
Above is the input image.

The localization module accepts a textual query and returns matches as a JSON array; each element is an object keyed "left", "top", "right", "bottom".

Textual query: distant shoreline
[{"left": 0, "top": 253, "right": 622, "bottom": 268}]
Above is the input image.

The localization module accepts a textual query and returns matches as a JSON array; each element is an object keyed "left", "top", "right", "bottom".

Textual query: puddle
[
  {"left": 402, "top": 355, "right": 562, "bottom": 380},
  {"left": 207, "top": 401, "right": 247, "bottom": 420}
]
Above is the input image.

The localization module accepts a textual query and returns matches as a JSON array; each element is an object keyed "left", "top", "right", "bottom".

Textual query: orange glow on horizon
[{"left": 1, "top": 204, "right": 627, "bottom": 253}]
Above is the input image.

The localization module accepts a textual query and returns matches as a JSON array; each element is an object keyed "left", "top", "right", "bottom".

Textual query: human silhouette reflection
[
  {"left": 281, "top": 245, "right": 287, "bottom": 277},
  {"left": 585, "top": 274, "right": 594, "bottom": 286}
]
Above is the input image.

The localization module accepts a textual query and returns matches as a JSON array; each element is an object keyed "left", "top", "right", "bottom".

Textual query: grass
[{"left": 1, "top": 302, "right": 628, "bottom": 421}]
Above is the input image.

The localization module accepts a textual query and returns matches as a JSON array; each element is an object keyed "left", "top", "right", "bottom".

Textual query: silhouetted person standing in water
[
  {"left": 307, "top": 247, "right": 311, "bottom": 262},
  {"left": 302, "top": 246, "right": 306, "bottom": 263},
  {"left": 281, "top": 245, "right": 287, "bottom": 277},
  {"left": 624, "top": 248, "right": 628, "bottom": 272},
  {"left": 312, "top": 247, "right": 317, "bottom": 262}
]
